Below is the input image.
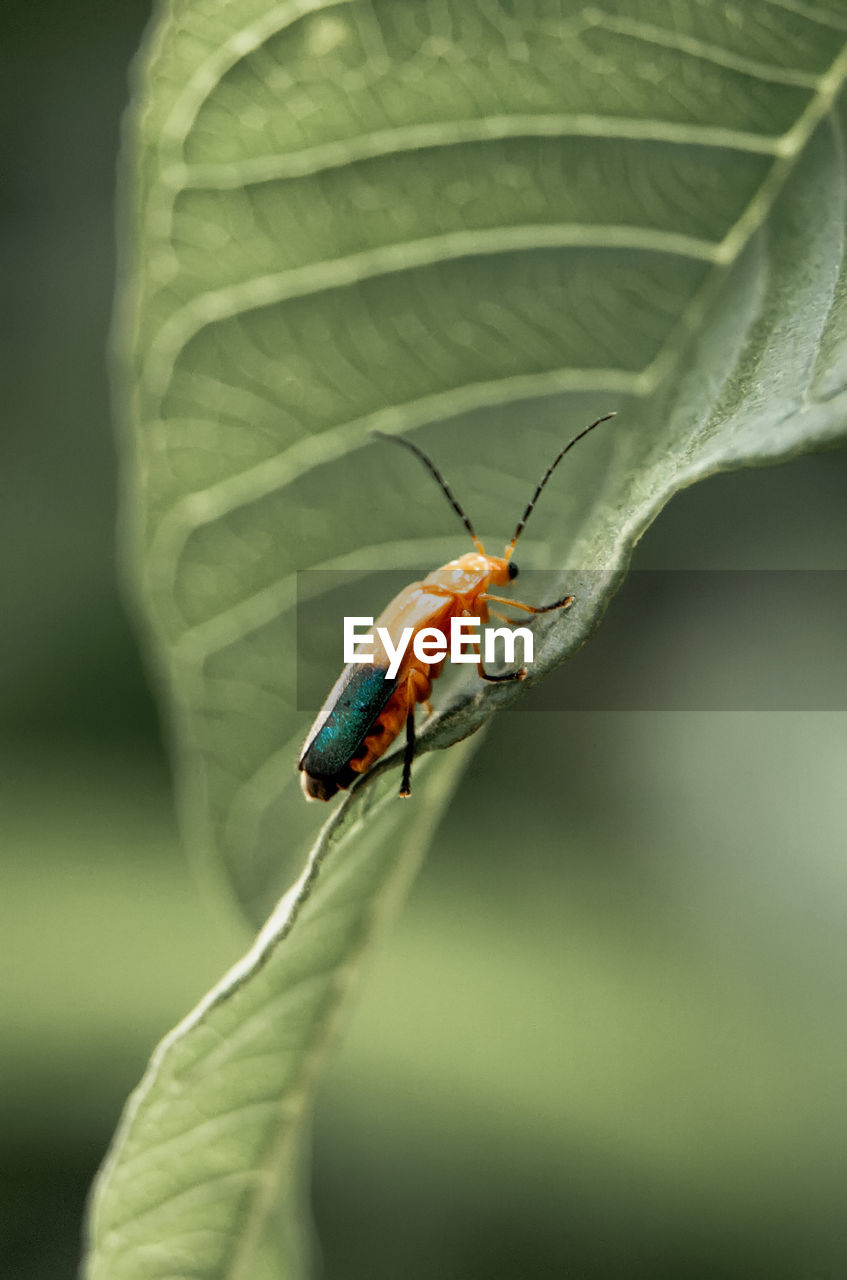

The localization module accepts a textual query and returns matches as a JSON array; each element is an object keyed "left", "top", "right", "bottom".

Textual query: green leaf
[
  {"left": 89, "top": 2, "right": 847, "bottom": 1276},
  {"left": 85, "top": 743, "right": 472, "bottom": 1279}
]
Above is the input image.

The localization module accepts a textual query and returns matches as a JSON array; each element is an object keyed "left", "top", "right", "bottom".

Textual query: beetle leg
[
  {"left": 399, "top": 678, "right": 417, "bottom": 797},
  {"left": 475, "top": 594, "right": 571, "bottom": 680},
  {"left": 476, "top": 654, "right": 527, "bottom": 683},
  {"left": 488, "top": 608, "right": 515, "bottom": 625},
  {"left": 457, "top": 606, "right": 525, "bottom": 682},
  {"left": 481, "top": 592, "right": 574, "bottom": 614}
]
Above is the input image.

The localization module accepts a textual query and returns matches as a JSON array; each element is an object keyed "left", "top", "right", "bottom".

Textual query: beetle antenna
[
  {"left": 373, "top": 430, "right": 485, "bottom": 553},
  {"left": 504, "top": 413, "right": 616, "bottom": 559}
]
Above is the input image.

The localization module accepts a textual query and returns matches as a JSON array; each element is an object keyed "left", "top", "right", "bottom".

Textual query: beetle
[{"left": 298, "top": 413, "right": 615, "bottom": 800}]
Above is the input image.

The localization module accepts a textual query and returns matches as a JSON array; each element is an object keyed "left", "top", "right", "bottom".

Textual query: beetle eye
[{"left": 508, "top": 560, "right": 519, "bottom": 580}]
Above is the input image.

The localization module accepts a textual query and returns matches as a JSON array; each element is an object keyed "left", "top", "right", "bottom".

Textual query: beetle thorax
[{"left": 423, "top": 551, "right": 509, "bottom": 595}]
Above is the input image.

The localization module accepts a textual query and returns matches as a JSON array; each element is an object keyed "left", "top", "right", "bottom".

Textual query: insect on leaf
[{"left": 87, "top": 3, "right": 847, "bottom": 1277}]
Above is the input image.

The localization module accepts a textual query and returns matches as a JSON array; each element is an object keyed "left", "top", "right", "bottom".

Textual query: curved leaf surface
[{"left": 90, "top": 3, "right": 847, "bottom": 1277}]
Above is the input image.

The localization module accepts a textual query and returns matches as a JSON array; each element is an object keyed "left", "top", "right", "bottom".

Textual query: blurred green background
[{"left": 4, "top": 3, "right": 847, "bottom": 1277}]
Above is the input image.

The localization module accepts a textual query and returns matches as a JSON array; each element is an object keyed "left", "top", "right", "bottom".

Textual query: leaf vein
[
  {"left": 584, "top": 9, "right": 822, "bottom": 87},
  {"left": 162, "top": 113, "right": 784, "bottom": 191},
  {"left": 143, "top": 223, "right": 719, "bottom": 400}
]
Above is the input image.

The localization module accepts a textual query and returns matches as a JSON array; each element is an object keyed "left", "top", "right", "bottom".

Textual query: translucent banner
[{"left": 296, "top": 570, "right": 847, "bottom": 713}]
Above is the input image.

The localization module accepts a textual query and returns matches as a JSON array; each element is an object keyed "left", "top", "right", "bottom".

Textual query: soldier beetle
[{"left": 298, "top": 413, "right": 615, "bottom": 800}]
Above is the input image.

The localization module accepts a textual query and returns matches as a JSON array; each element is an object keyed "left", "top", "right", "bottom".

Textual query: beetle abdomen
[{"left": 299, "top": 663, "right": 397, "bottom": 798}]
